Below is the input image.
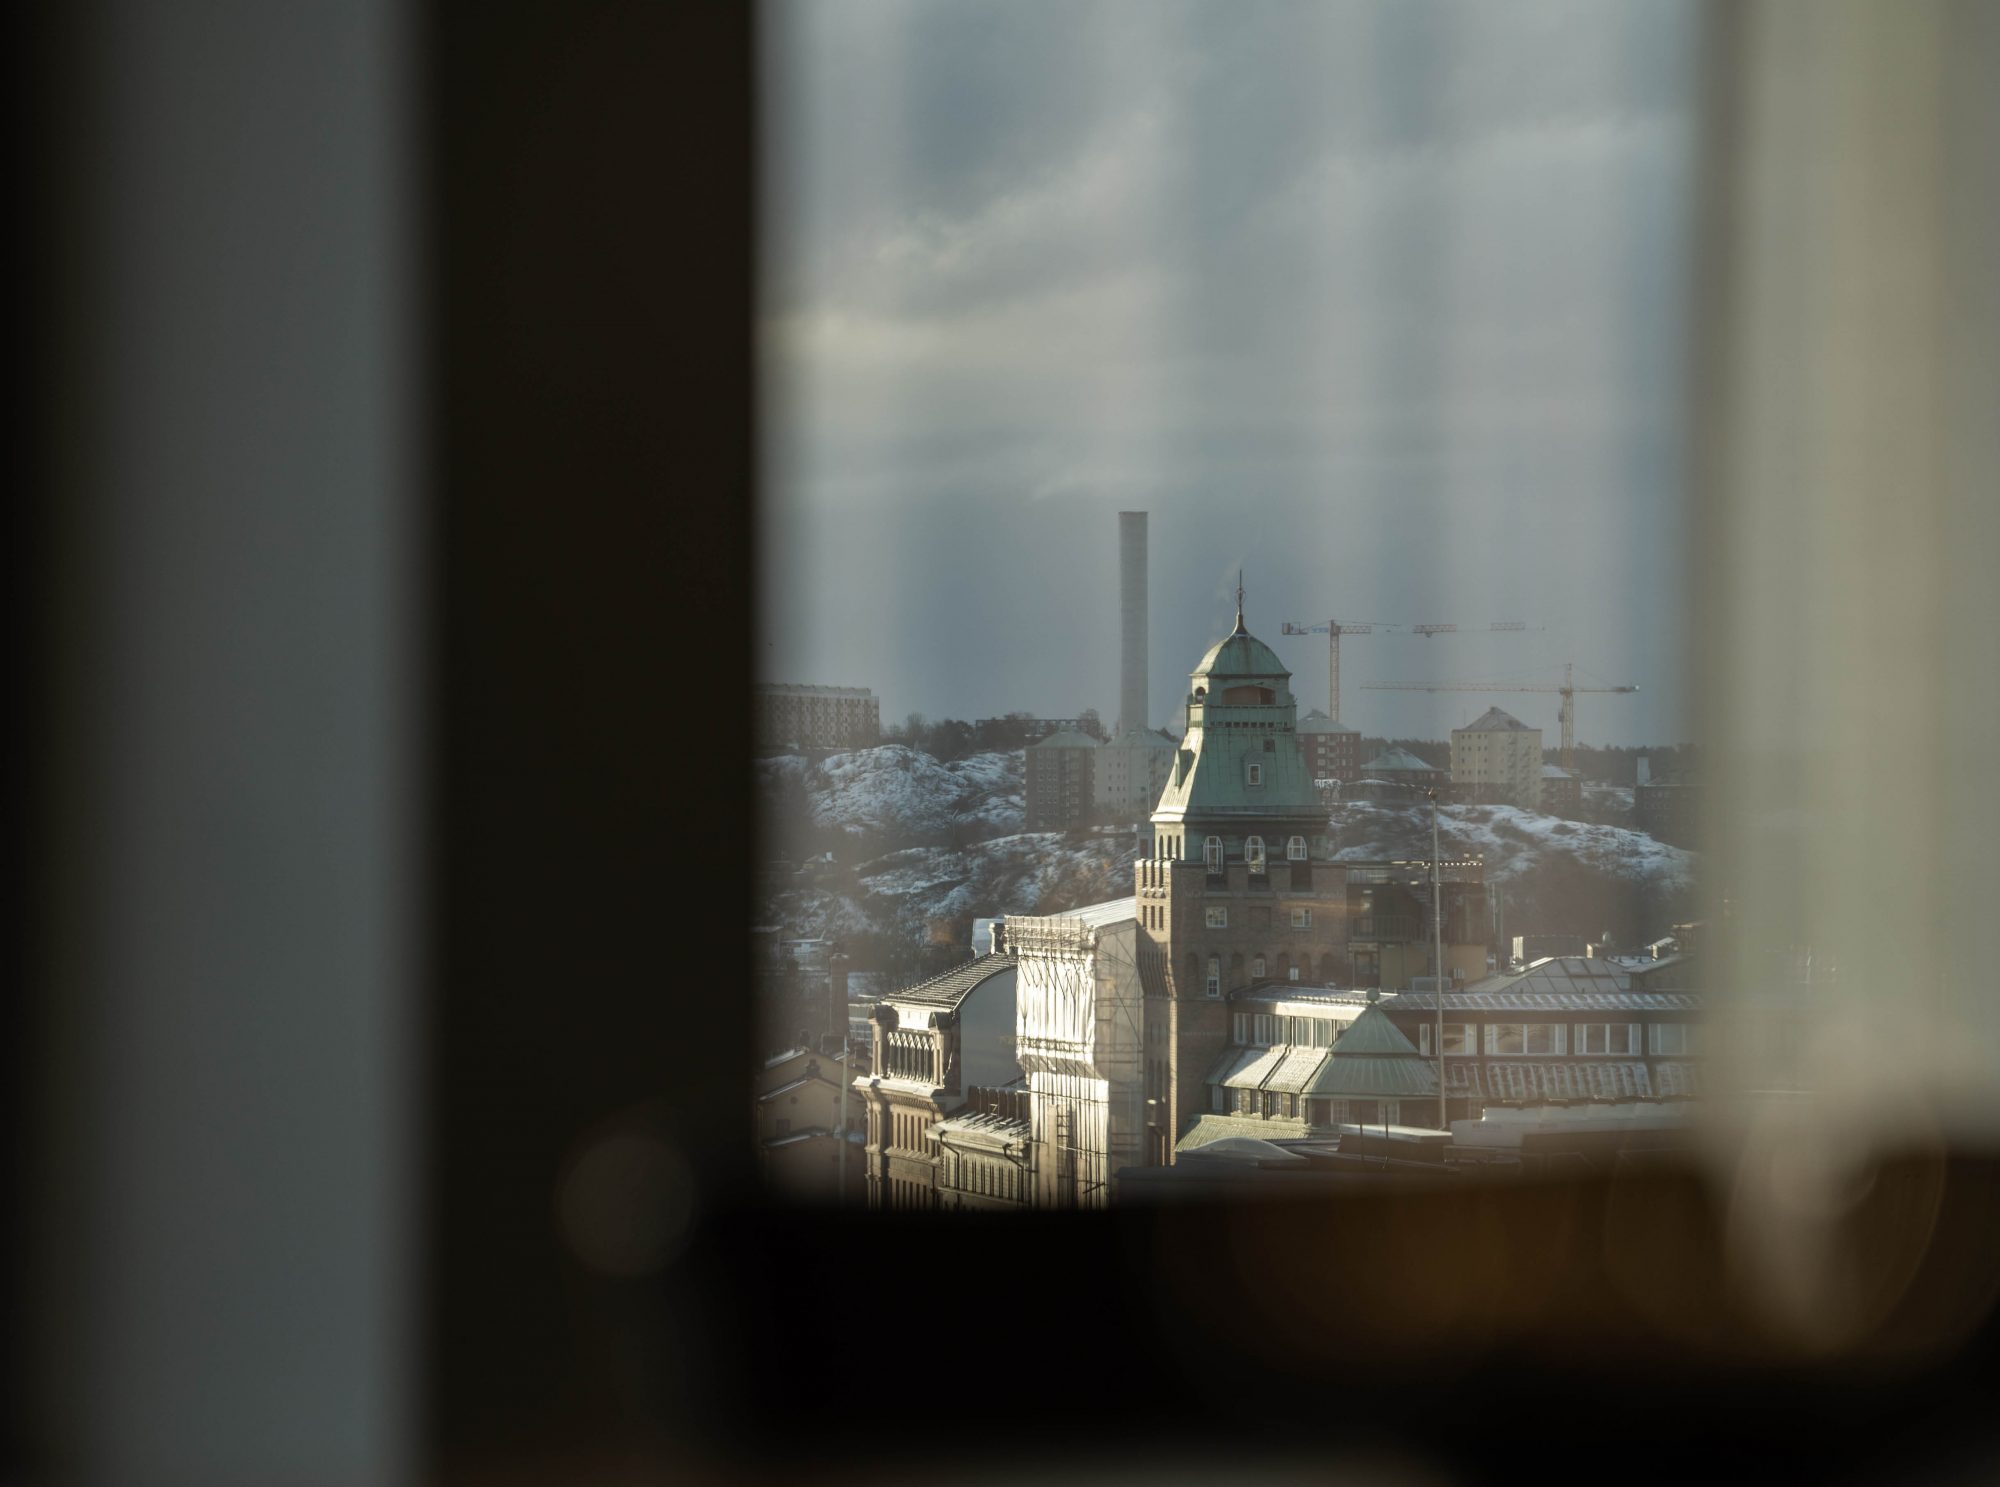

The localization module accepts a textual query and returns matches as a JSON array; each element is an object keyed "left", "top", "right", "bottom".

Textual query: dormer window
[
  {"left": 1246, "top": 761, "right": 1264, "bottom": 787},
  {"left": 1246, "top": 836, "right": 1266, "bottom": 873},
  {"left": 1287, "top": 835, "right": 1307, "bottom": 861},
  {"left": 1203, "top": 836, "right": 1223, "bottom": 872}
]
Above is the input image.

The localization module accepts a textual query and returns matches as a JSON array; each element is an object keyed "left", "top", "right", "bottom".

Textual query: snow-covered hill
[
  {"left": 755, "top": 746, "right": 1698, "bottom": 964},
  {"left": 761, "top": 831, "right": 1140, "bottom": 952},
  {"left": 1331, "top": 799, "right": 1696, "bottom": 943},
  {"left": 758, "top": 745, "right": 1023, "bottom": 847}
]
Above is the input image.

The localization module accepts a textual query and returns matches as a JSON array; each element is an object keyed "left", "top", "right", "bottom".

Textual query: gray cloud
[{"left": 760, "top": 0, "right": 1701, "bottom": 745}]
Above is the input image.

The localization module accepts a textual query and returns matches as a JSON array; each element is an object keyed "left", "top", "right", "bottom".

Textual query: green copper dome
[{"left": 1191, "top": 618, "right": 1289, "bottom": 681}]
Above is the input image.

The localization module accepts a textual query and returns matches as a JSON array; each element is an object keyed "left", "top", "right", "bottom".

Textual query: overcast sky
[{"left": 759, "top": 0, "right": 1700, "bottom": 746}]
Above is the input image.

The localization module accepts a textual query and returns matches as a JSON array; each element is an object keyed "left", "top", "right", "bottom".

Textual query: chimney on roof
[{"left": 1119, "top": 512, "right": 1148, "bottom": 736}]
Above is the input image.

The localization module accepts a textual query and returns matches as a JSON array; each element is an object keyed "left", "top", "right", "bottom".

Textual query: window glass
[
  {"left": 1287, "top": 835, "right": 1308, "bottom": 860},
  {"left": 1206, "top": 906, "right": 1228, "bottom": 928}
]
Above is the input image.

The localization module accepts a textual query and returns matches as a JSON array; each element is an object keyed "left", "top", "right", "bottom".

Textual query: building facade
[
  {"left": 755, "top": 1047, "right": 862, "bottom": 1203},
  {"left": 1007, "top": 899, "right": 1149, "bottom": 1207},
  {"left": 753, "top": 683, "right": 880, "bottom": 752},
  {"left": 930, "top": 1083, "right": 1032, "bottom": 1210},
  {"left": 1381, "top": 955, "right": 1704, "bottom": 1120},
  {"left": 1097, "top": 727, "right": 1178, "bottom": 820},
  {"left": 1635, "top": 768, "right": 1701, "bottom": 847},
  {"left": 1342, "top": 858, "right": 1490, "bottom": 992},
  {"left": 1168, "top": 954, "right": 1707, "bottom": 1138},
  {"left": 1296, "top": 708, "right": 1362, "bottom": 788},
  {"left": 1451, "top": 706, "right": 1543, "bottom": 809},
  {"left": 1024, "top": 727, "right": 1101, "bottom": 828},
  {"left": 852, "top": 953, "right": 1019, "bottom": 1209},
  {"left": 1539, "top": 764, "right": 1581, "bottom": 814}
]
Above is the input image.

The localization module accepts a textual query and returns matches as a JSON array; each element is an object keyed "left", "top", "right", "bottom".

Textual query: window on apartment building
[
  {"left": 1287, "top": 966, "right": 1301, "bottom": 982},
  {"left": 1245, "top": 836, "right": 1266, "bottom": 872},
  {"left": 1650, "top": 1023, "right": 1697, "bottom": 1056},
  {"left": 1487, "top": 1023, "right": 1563, "bottom": 1055},
  {"left": 1204, "top": 836, "right": 1223, "bottom": 872},
  {"left": 1247, "top": 761, "right": 1264, "bottom": 787},
  {"left": 1206, "top": 957, "right": 1221, "bottom": 997},
  {"left": 1206, "top": 906, "right": 1227, "bottom": 928},
  {"left": 1291, "top": 907, "right": 1311, "bottom": 928},
  {"left": 1575, "top": 1023, "right": 1640, "bottom": 1055},
  {"left": 1251, "top": 956, "right": 1267, "bottom": 979},
  {"left": 1287, "top": 835, "right": 1308, "bottom": 860}
]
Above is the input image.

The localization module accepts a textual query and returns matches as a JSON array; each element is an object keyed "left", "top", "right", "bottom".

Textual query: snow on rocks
[{"left": 760, "top": 745, "right": 1025, "bottom": 845}]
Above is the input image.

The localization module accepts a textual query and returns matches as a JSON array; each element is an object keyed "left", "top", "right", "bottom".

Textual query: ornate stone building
[
  {"left": 851, "top": 953, "right": 1018, "bottom": 1209},
  {"left": 1007, "top": 898, "right": 1148, "bottom": 1207}
]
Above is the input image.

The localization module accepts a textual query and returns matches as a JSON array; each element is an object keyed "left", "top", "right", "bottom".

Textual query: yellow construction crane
[
  {"left": 1360, "top": 663, "right": 1637, "bottom": 774},
  {"left": 1279, "top": 618, "right": 1540, "bottom": 724}
]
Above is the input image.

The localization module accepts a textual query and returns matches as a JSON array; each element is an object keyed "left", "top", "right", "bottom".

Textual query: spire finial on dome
[{"left": 1233, "top": 570, "right": 1246, "bottom": 634}]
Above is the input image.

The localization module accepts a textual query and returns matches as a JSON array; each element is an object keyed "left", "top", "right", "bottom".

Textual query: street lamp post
[{"left": 1428, "top": 786, "right": 1446, "bottom": 1132}]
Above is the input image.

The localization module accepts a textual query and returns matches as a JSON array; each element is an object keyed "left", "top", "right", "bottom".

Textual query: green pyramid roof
[{"left": 1302, "top": 1002, "right": 1439, "bottom": 1099}]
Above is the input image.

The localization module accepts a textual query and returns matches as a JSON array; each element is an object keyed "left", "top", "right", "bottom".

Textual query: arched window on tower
[
  {"left": 1246, "top": 836, "right": 1266, "bottom": 873},
  {"left": 1287, "top": 835, "right": 1307, "bottom": 861}
]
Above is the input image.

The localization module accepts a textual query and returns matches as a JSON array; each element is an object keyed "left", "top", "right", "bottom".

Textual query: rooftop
[
  {"left": 932, "top": 1108, "right": 1033, "bottom": 1141},
  {"left": 1297, "top": 708, "right": 1360, "bottom": 735},
  {"left": 884, "top": 952, "right": 1018, "bottom": 1010},
  {"left": 1027, "top": 727, "right": 1103, "bottom": 750},
  {"left": 1458, "top": 706, "right": 1534, "bottom": 733},
  {"left": 1014, "top": 895, "right": 1137, "bottom": 931},
  {"left": 1360, "top": 746, "right": 1442, "bottom": 774},
  {"left": 1191, "top": 617, "right": 1289, "bottom": 682}
]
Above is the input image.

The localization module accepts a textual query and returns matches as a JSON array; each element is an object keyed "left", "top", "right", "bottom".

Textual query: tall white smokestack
[{"left": 1119, "top": 512, "right": 1148, "bottom": 737}]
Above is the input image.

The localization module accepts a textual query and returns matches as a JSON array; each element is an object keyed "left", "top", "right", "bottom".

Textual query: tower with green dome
[{"left": 1132, "top": 587, "right": 1359, "bottom": 1160}]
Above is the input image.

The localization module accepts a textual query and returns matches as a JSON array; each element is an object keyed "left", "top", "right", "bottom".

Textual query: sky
[{"left": 758, "top": 0, "right": 1701, "bottom": 746}]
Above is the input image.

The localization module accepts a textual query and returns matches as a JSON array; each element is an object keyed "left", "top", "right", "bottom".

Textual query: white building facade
[{"left": 1005, "top": 898, "right": 1148, "bottom": 1208}]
